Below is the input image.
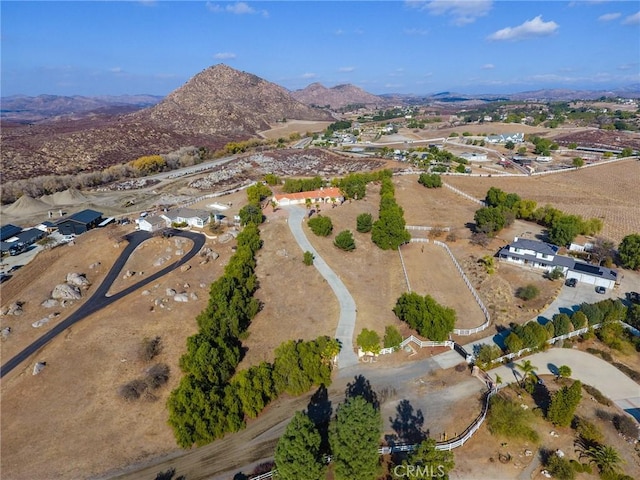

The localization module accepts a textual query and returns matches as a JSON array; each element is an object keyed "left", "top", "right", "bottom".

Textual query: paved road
[
  {"left": 285, "top": 206, "right": 359, "bottom": 369},
  {"left": 487, "top": 349, "right": 640, "bottom": 420},
  {"left": 0, "top": 229, "right": 205, "bottom": 378}
]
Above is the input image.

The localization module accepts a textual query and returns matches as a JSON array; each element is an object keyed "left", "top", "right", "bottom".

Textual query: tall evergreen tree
[
  {"left": 330, "top": 396, "right": 382, "bottom": 480},
  {"left": 275, "top": 411, "right": 326, "bottom": 480}
]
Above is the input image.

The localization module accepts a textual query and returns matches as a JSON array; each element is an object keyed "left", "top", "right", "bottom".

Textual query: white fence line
[
  {"left": 432, "top": 241, "right": 491, "bottom": 336},
  {"left": 377, "top": 335, "right": 454, "bottom": 356},
  {"left": 182, "top": 181, "right": 257, "bottom": 208},
  {"left": 397, "top": 246, "right": 412, "bottom": 293},
  {"left": 406, "top": 225, "right": 451, "bottom": 232},
  {"left": 442, "top": 183, "right": 485, "bottom": 205}
]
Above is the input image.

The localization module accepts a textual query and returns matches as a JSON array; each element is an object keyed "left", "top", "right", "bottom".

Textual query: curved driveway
[
  {"left": 286, "top": 206, "right": 359, "bottom": 369},
  {"left": 488, "top": 349, "right": 640, "bottom": 420},
  {"left": 0, "top": 230, "right": 205, "bottom": 378}
]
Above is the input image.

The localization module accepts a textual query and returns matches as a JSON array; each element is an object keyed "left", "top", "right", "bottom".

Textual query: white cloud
[
  {"left": 206, "top": 2, "right": 268, "bottom": 17},
  {"left": 598, "top": 12, "right": 621, "bottom": 21},
  {"left": 334, "top": 29, "right": 344, "bottom": 36},
  {"left": 301, "top": 72, "right": 317, "bottom": 79},
  {"left": 339, "top": 66, "right": 355, "bottom": 72},
  {"left": 622, "top": 11, "right": 640, "bottom": 25},
  {"left": 481, "top": 63, "right": 495, "bottom": 70},
  {"left": 214, "top": 52, "right": 236, "bottom": 60},
  {"left": 488, "top": 15, "right": 559, "bottom": 41},
  {"left": 407, "top": 0, "right": 493, "bottom": 26},
  {"left": 618, "top": 63, "right": 638, "bottom": 71},
  {"left": 109, "top": 67, "right": 123, "bottom": 73},
  {"left": 404, "top": 28, "right": 429, "bottom": 36}
]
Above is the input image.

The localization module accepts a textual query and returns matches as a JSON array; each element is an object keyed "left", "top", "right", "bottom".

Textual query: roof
[
  {"left": 162, "top": 208, "right": 209, "bottom": 222},
  {"left": 56, "top": 209, "right": 103, "bottom": 225},
  {"left": 1, "top": 224, "right": 22, "bottom": 241},
  {"left": 15, "top": 228, "right": 45, "bottom": 244},
  {"left": 274, "top": 187, "right": 343, "bottom": 202},
  {"left": 572, "top": 262, "right": 618, "bottom": 281},
  {"left": 511, "top": 237, "right": 559, "bottom": 256},
  {"left": 141, "top": 215, "right": 166, "bottom": 226}
]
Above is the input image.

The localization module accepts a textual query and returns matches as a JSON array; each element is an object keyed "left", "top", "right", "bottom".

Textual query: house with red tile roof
[{"left": 272, "top": 187, "right": 344, "bottom": 207}]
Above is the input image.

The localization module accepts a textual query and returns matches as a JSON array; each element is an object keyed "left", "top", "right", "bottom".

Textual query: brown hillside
[
  {"left": 136, "top": 64, "right": 333, "bottom": 136},
  {"left": 1, "top": 65, "right": 332, "bottom": 182},
  {"left": 292, "top": 82, "right": 385, "bottom": 109}
]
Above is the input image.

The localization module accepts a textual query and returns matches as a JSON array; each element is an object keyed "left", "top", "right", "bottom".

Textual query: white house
[
  {"left": 486, "top": 133, "right": 524, "bottom": 144},
  {"left": 498, "top": 237, "right": 618, "bottom": 289},
  {"left": 273, "top": 187, "right": 344, "bottom": 207},
  {"left": 460, "top": 152, "right": 488, "bottom": 162},
  {"left": 138, "top": 215, "right": 167, "bottom": 232},
  {"left": 161, "top": 208, "right": 210, "bottom": 228}
]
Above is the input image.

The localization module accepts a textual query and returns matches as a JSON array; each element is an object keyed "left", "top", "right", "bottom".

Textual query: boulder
[
  {"left": 153, "top": 256, "right": 169, "bottom": 267},
  {"left": 33, "top": 362, "right": 46, "bottom": 375},
  {"left": 173, "top": 293, "right": 189, "bottom": 303},
  {"left": 32, "top": 317, "right": 52, "bottom": 328},
  {"left": 180, "top": 264, "right": 191, "bottom": 273},
  {"left": 89, "top": 262, "right": 101, "bottom": 269},
  {"left": 5, "top": 302, "right": 24, "bottom": 316},
  {"left": 52, "top": 283, "right": 81, "bottom": 300},
  {"left": 190, "top": 292, "right": 199, "bottom": 301},
  {"left": 41, "top": 299, "right": 59, "bottom": 308},
  {"left": 66, "top": 272, "right": 90, "bottom": 288},
  {"left": 165, "top": 288, "right": 177, "bottom": 296},
  {"left": 1, "top": 327, "right": 11, "bottom": 340},
  {"left": 141, "top": 290, "right": 151, "bottom": 296}
]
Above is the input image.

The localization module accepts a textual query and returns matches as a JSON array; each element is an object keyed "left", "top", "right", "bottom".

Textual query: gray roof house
[
  {"left": 160, "top": 208, "right": 210, "bottom": 228},
  {"left": 138, "top": 215, "right": 167, "bottom": 232},
  {"left": 55, "top": 209, "right": 103, "bottom": 236},
  {"left": 499, "top": 237, "right": 618, "bottom": 289}
]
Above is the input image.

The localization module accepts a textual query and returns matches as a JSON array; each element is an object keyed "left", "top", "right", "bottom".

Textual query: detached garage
[
  {"left": 566, "top": 262, "right": 618, "bottom": 289},
  {"left": 56, "top": 209, "right": 103, "bottom": 236}
]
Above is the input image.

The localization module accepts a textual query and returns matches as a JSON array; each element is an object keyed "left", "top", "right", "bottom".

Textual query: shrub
[
  {"left": 356, "top": 213, "right": 373, "bottom": 233},
  {"left": 356, "top": 329, "right": 381, "bottom": 355},
  {"left": 487, "top": 394, "right": 539, "bottom": 442},
  {"left": 383, "top": 325, "right": 403, "bottom": 350},
  {"left": 334, "top": 230, "right": 356, "bottom": 251},
  {"left": 303, "top": 251, "right": 315, "bottom": 266},
  {"left": 516, "top": 284, "right": 539, "bottom": 301},
  {"left": 582, "top": 384, "right": 612, "bottom": 406},
  {"left": 418, "top": 173, "right": 442, "bottom": 188},
  {"left": 613, "top": 414, "right": 639, "bottom": 439},
  {"left": 575, "top": 417, "right": 604, "bottom": 446},
  {"left": 145, "top": 363, "right": 170, "bottom": 389},
  {"left": 307, "top": 215, "right": 333, "bottom": 236},
  {"left": 547, "top": 454, "right": 575, "bottom": 480},
  {"left": 140, "top": 336, "right": 162, "bottom": 362},
  {"left": 118, "top": 379, "right": 148, "bottom": 401}
]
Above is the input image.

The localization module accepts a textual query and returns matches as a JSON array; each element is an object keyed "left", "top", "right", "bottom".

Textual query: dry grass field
[
  {"left": 445, "top": 158, "right": 640, "bottom": 244},
  {"left": 257, "top": 120, "right": 333, "bottom": 140}
]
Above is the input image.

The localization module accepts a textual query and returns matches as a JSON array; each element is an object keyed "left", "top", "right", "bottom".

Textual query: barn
[{"left": 56, "top": 209, "right": 103, "bottom": 236}]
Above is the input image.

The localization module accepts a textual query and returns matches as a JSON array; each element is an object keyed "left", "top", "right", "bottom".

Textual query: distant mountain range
[{"left": 1, "top": 63, "right": 638, "bottom": 182}]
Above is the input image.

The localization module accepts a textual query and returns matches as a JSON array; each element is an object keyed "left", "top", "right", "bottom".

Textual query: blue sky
[{"left": 1, "top": 1, "right": 639, "bottom": 97}]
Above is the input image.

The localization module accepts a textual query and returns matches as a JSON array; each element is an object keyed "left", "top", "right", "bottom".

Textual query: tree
[
  {"left": 557, "top": 365, "right": 572, "bottom": 380},
  {"left": 618, "top": 233, "right": 640, "bottom": 270},
  {"left": 330, "top": 396, "right": 382, "bottom": 480},
  {"left": 356, "top": 213, "right": 373, "bottom": 233},
  {"left": 357, "top": 329, "right": 381, "bottom": 354},
  {"left": 572, "top": 157, "right": 584, "bottom": 168},
  {"left": 552, "top": 313, "right": 572, "bottom": 336},
  {"left": 516, "top": 359, "right": 538, "bottom": 387},
  {"left": 307, "top": 215, "right": 333, "bottom": 236},
  {"left": 383, "top": 325, "right": 403, "bottom": 350},
  {"left": 303, "top": 251, "right": 315, "bottom": 266},
  {"left": 547, "top": 454, "right": 575, "bottom": 480},
  {"left": 274, "top": 411, "right": 326, "bottom": 480},
  {"left": 505, "top": 140, "right": 515, "bottom": 150},
  {"left": 393, "top": 438, "right": 454, "bottom": 479},
  {"left": 476, "top": 344, "right": 503, "bottom": 368},
  {"left": 474, "top": 207, "right": 507, "bottom": 234},
  {"left": 334, "top": 230, "right": 356, "bottom": 251},
  {"left": 547, "top": 380, "right": 582, "bottom": 426},
  {"left": 549, "top": 214, "right": 583, "bottom": 246},
  {"left": 417, "top": 173, "right": 442, "bottom": 188},
  {"left": 583, "top": 445, "right": 624, "bottom": 476},
  {"left": 393, "top": 292, "right": 456, "bottom": 341},
  {"left": 238, "top": 203, "right": 263, "bottom": 226},
  {"left": 504, "top": 332, "right": 524, "bottom": 353}
]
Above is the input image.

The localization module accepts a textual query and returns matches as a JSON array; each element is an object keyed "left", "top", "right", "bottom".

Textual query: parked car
[
  {"left": 626, "top": 291, "right": 640, "bottom": 305},
  {"left": 595, "top": 286, "right": 606, "bottom": 294},
  {"left": 565, "top": 278, "right": 577, "bottom": 288}
]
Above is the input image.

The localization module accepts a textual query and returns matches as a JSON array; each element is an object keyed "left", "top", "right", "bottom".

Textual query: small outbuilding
[{"left": 56, "top": 209, "right": 103, "bottom": 236}]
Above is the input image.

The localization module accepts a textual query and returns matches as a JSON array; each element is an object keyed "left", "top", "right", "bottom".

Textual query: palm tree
[
  {"left": 584, "top": 445, "right": 623, "bottom": 475},
  {"left": 516, "top": 359, "right": 538, "bottom": 387}
]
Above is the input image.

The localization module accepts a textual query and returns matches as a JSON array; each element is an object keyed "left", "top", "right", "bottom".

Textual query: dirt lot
[{"left": 257, "top": 120, "right": 333, "bottom": 140}]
